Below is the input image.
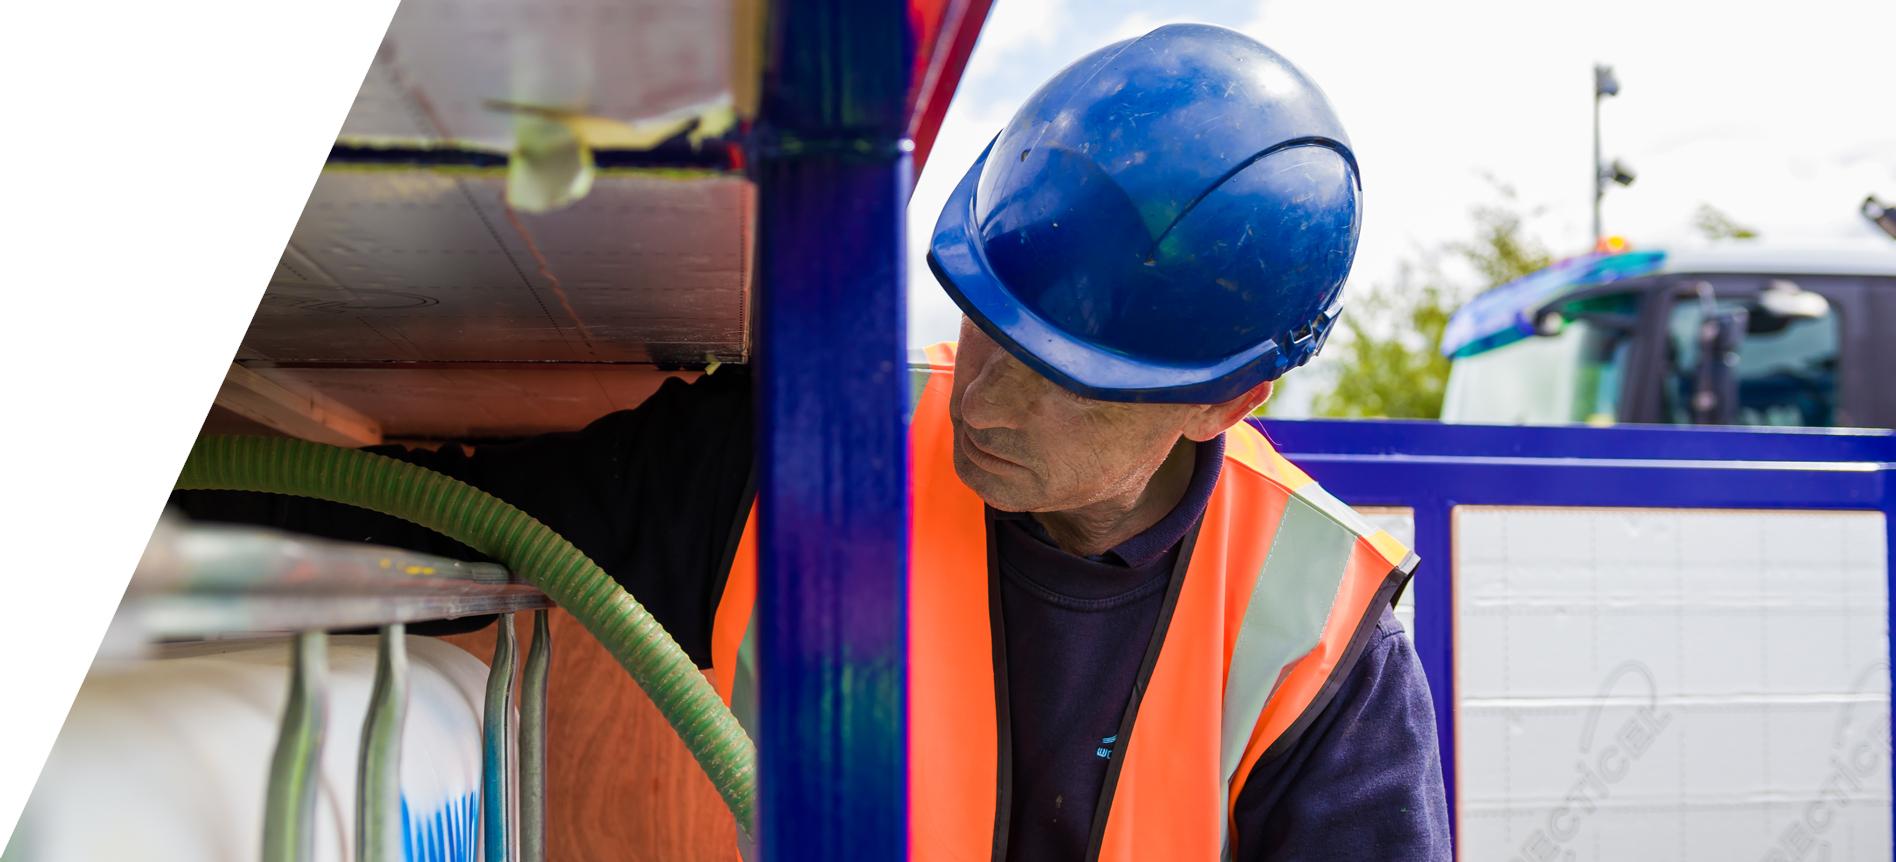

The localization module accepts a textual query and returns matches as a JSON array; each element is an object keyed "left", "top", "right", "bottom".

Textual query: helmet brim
[{"left": 926, "top": 141, "right": 1290, "bottom": 405}]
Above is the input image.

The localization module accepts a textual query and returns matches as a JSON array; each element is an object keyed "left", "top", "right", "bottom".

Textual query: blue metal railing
[{"left": 1264, "top": 418, "right": 1896, "bottom": 855}]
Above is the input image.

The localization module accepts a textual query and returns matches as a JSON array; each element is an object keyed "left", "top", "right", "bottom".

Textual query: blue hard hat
[{"left": 928, "top": 23, "right": 1361, "bottom": 404}]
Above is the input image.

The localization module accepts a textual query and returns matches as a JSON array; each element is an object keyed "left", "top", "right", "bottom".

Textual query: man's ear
[{"left": 1182, "top": 379, "right": 1275, "bottom": 442}]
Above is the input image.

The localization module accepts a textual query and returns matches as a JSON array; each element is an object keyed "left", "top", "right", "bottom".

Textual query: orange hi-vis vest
[{"left": 710, "top": 344, "right": 1417, "bottom": 861}]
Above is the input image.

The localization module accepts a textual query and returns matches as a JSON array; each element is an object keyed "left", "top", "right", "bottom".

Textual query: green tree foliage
[
  {"left": 1457, "top": 192, "right": 1560, "bottom": 286},
  {"left": 1301, "top": 264, "right": 1460, "bottom": 419},
  {"left": 1277, "top": 185, "right": 1554, "bottom": 419},
  {"left": 1693, "top": 204, "right": 1759, "bottom": 240}
]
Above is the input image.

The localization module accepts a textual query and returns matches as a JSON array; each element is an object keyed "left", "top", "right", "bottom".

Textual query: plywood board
[
  {"left": 443, "top": 611, "right": 738, "bottom": 862},
  {"left": 231, "top": 0, "right": 757, "bottom": 438},
  {"left": 239, "top": 365, "right": 698, "bottom": 440},
  {"left": 213, "top": 363, "right": 382, "bottom": 446},
  {"left": 242, "top": 169, "right": 752, "bottom": 369}
]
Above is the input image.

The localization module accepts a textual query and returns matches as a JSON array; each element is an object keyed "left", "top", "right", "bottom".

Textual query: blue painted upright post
[
  {"left": 1409, "top": 501, "right": 1457, "bottom": 844},
  {"left": 752, "top": 3, "right": 916, "bottom": 861}
]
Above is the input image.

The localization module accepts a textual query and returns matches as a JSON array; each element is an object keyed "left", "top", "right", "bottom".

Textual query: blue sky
[{"left": 906, "top": 0, "right": 1896, "bottom": 412}]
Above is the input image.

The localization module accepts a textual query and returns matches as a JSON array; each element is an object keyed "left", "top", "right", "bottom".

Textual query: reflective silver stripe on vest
[
  {"left": 731, "top": 618, "right": 760, "bottom": 739},
  {"left": 731, "top": 619, "right": 761, "bottom": 861},
  {"left": 1217, "top": 494, "right": 1361, "bottom": 856},
  {"left": 1289, "top": 480, "right": 1379, "bottom": 541},
  {"left": 1218, "top": 495, "right": 1359, "bottom": 778}
]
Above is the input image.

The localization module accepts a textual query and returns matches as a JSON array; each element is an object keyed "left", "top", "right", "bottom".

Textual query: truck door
[
  {"left": 1857, "top": 276, "right": 1896, "bottom": 427},
  {"left": 1636, "top": 274, "right": 1862, "bottom": 427}
]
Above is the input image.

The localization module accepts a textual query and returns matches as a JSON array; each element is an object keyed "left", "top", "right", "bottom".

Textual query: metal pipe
[
  {"left": 174, "top": 436, "right": 753, "bottom": 827},
  {"left": 754, "top": 2, "right": 917, "bottom": 858},
  {"left": 263, "top": 631, "right": 328, "bottom": 862},
  {"left": 356, "top": 623, "right": 408, "bottom": 862},
  {"left": 519, "top": 610, "right": 551, "bottom": 862},
  {"left": 483, "top": 614, "right": 518, "bottom": 862},
  {"left": 124, "top": 520, "right": 549, "bottom": 644}
]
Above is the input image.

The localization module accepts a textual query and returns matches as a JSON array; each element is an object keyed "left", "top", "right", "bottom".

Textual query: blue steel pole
[
  {"left": 753, "top": 2, "right": 917, "bottom": 860},
  {"left": 1409, "top": 501, "right": 1457, "bottom": 847}
]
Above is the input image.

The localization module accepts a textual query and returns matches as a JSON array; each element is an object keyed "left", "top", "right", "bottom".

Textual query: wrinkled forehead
[
  {"left": 964, "top": 353, "right": 1184, "bottom": 430},
  {"left": 950, "top": 317, "right": 1162, "bottom": 417}
]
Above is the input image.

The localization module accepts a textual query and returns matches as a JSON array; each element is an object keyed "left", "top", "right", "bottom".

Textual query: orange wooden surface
[{"left": 443, "top": 610, "right": 738, "bottom": 861}]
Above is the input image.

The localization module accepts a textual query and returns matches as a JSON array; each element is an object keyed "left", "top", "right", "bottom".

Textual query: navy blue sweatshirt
[{"left": 172, "top": 369, "right": 1450, "bottom": 860}]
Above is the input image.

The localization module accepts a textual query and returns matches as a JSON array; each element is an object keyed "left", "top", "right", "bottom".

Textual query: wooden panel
[
  {"left": 443, "top": 610, "right": 737, "bottom": 861},
  {"left": 240, "top": 365, "right": 697, "bottom": 440},
  {"left": 244, "top": 170, "right": 753, "bottom": 369},
  {"left": 212, "top": 363, "right": 383, "bottom": 446},
  {"left": 199, "top": 404, "right": 287, "bottom": 438}
]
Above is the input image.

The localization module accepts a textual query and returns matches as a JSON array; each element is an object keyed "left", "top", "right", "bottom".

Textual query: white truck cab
[{"left": 1441, "top": 242, "right": 1896, "bottom": 428}]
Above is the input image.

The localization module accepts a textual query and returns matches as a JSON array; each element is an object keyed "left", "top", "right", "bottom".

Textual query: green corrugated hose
[{"left": 176, "top": 435, "right": 757, "bottom": 836}]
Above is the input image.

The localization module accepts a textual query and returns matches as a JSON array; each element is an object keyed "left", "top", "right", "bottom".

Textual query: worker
[{"left": 177, "top": 23, "right": 1449, "bottom": 861}]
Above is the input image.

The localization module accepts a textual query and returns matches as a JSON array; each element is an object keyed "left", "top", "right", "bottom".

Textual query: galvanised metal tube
[
  {"left": 483, "top": 615, "right": 517, "bottom": 862},
  {"left": 356, "top": 623, "right": 408, "bottom": 862},
  {"left": 176, "top": 436, "right": 757, "bottom": 837},
  {"left": 263, "top": 631, "right": 328, "bottom": 862},
  {"left": 519, "top": 610, "right": 551, "bottom": 862}
]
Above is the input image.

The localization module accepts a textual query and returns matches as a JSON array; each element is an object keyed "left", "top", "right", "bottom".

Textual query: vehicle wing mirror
[{"left": 1755, "top": 279, "right": 1829, "bottom": 320}]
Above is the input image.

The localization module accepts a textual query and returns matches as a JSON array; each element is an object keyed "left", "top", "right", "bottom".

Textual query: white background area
[{"left": 0, "top": 0, "right": 401, "bottom": 845}]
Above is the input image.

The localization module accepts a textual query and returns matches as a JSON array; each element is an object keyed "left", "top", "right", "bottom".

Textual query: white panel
[{"left": 1454, "top": 506, "right": 1889, "bottom": 862}]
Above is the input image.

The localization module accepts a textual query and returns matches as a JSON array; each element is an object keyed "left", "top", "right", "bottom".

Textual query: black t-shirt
[{"left": 171, "top": 366, "right": 1450, "bottom": 861}]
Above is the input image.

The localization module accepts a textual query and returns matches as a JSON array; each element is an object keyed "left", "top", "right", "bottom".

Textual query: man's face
[{"left": 947, "top": 318, "right": 1209, "bottom": 513}]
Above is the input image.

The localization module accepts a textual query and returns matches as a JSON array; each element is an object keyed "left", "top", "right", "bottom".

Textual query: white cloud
[
  {"left": 1102, "top": 11, "right": 1165, "bottom": 45},
  {"left": 1240, "top": 0, "right": 1896, "bottom": 284},
  {"left": 966, "top": 0, "right": 1068, "bottom": 60}
]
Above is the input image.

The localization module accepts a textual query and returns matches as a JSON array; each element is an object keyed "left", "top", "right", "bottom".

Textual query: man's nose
[{"left": 959, "top": 353, "right": 1033, "bottom": 431}]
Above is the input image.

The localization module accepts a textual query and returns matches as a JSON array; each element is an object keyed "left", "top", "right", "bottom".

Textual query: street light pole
[
  {"left": 1592, "top": 77, "right": 1603, "bottom": 245},
  {"left": 1590, "top": 64, "right": 1634, "bottom": 250},
  {"left": 1592, "top": 63, "right": 1618, "bottom": 246}
]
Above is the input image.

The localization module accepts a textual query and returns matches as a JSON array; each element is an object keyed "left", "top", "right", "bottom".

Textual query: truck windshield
[{"left": 1441, "top": 296, "right": 1635, "bottom": 424}]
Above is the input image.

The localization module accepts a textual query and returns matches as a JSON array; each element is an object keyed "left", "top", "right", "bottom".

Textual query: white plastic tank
[{"left": 7, "top": 635, "right": 491, "bottom": 862}]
